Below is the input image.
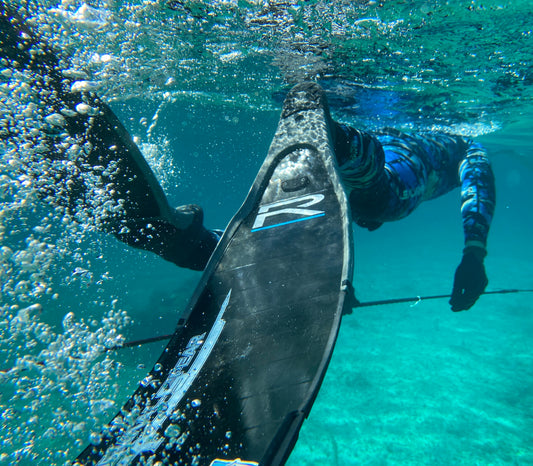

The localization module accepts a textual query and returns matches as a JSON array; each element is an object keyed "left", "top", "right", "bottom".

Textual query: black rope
[
  {"left": 355, "top": 288, "right": 533, "bottom": 308},
  {"left": 108, "top": 288, "right": 533, "bottom": 352},
  {"left": 105, "top": 333, "right": 174, "bottom": 352}
]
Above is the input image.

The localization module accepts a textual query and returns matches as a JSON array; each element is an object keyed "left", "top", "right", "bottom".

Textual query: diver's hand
[{"left": 450, "top": 246, "right": 488, "bottom": 312}]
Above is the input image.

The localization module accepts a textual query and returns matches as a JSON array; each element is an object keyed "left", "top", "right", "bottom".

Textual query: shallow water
[{"left": 1, "top": 0, "right": 532, "bottom": 464}]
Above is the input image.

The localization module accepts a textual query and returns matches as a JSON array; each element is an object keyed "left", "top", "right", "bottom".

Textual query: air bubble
[
  {"left": 71, "top": 81, "right": 100, "bottom": 93},
  {"left": 75, "top": 103, "right": 95, "bottom": 115},
  {"left": 89, "top": 431, "right": 102, "bottom": 445},
  {"left": 164, "top": 423, "right": 181, "bottom": 438},
  {"left": 45, "top": 113, "right": 67, "bottom": 127}
]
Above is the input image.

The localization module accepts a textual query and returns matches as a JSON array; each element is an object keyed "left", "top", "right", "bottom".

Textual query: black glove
[{"left": 450, "top": 246, "right": 488, "bottom": 312}]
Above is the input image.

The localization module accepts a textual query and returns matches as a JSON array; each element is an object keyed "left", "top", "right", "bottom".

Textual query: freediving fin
[{"left": 1, "top": 5, "right": 217, "bottom": 269}]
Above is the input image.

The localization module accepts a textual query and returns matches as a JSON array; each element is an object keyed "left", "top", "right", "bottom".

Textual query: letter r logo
[{"left": 251, "top": 193, "right": 325, "bottom": 232}]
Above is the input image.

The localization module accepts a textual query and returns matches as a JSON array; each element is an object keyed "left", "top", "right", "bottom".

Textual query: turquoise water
[{"left": 1, "top": 0, "right": 532, "bottom": 464}]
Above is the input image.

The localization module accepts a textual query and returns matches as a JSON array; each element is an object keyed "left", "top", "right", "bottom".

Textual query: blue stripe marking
[{"left": 251, "top": 213, "right": 325, "bottom": 232}]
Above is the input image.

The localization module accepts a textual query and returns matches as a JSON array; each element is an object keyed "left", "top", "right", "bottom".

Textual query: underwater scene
[{"left": 1, "top": 0, "right": 532, "bottom": 464}]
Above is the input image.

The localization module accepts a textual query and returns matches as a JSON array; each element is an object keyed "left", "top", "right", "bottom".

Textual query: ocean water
[{"left": 1, "top": 0, "right": 532, "bottom": 464}]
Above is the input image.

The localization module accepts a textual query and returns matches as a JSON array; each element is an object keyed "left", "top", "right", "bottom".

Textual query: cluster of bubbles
[{"left": 0, "top": 3, "right": 144, "bottom": 463}]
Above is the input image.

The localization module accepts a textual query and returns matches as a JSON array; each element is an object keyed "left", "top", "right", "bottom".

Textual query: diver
[
  {"left": 1, "top": 4, "right": 495, "bottom": 312},
  {"left": 331, "top": 121, "right": 495, "bottom": 311}
]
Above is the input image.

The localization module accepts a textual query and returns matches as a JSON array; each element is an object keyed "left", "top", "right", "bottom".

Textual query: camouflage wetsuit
[{"left": 333, "top": 124, "right": 496, "bottom": 251}]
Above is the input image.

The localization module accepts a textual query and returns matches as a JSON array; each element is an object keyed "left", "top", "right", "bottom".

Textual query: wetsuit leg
[{"left": 0, "top": 5, "right": 217, "bottom": 270}]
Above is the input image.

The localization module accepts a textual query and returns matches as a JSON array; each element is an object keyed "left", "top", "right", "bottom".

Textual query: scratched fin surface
[{"left": 75, "top": 91, "right": 353, "bottom": 466}]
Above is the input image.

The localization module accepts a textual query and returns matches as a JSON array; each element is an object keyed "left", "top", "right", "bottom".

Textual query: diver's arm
[
  {"left": 1, "top": 4, "right": 217, "bottom": 270},
  {"left": 458, "top": 141, "right": 496, "bottom": 252},
  {"left": 450, "top": 141, "right": 496, "bottom": 311}
]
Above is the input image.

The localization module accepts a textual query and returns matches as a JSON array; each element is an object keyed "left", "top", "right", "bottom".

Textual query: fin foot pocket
[{"left": 114, "top": 204, "right": 217, "bottom": 271}]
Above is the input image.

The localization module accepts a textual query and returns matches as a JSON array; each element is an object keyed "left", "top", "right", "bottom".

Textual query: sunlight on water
[{"left": 1, "top": 0, "right": 532, "bottom": 463}]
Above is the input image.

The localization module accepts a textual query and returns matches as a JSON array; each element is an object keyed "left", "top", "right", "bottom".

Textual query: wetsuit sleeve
[{"left": 458, "top": 141, "right": 496, "bottom": 249}]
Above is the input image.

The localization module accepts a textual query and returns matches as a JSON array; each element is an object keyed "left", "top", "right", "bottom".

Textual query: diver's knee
[{"left": 332, "top": 124, "right": 385, "bottom": 191}]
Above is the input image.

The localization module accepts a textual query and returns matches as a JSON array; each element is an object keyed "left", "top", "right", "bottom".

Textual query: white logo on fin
[
  {"left": 252, "top": 193, "right": 325, "bottom": 231},
  {"left": 97, "top": 290, "right": 232, "bottom": 465}
]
